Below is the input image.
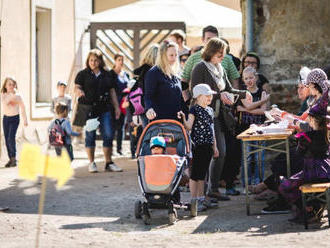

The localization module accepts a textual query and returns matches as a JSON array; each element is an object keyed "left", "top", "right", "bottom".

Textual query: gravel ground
[{"left": 0, "top": 140, "right": 329, "bottom": 248}]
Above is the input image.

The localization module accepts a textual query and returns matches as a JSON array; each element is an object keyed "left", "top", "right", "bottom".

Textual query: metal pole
[
  {"left": 246, "top": 0, "right": 254, "bottom": 52},
  {"left": 285, "top": 138, "right": 291, "bottom": 177},
  {"left": 243, "top": 141, "right": 250, "bottom": 215}
]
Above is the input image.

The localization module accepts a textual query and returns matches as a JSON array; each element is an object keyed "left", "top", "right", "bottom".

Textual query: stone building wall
[{"left": 241, "top": 0, "right": 330, "bottom": 112}]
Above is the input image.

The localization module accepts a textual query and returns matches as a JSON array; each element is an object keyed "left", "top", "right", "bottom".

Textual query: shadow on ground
[{"left": 1, "top": 156, "right": 328, "bottom": 236}]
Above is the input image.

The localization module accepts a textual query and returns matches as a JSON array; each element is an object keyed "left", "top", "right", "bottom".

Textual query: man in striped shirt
[{"left": 181, "top": 26, "right": 240, "bottom": 90}]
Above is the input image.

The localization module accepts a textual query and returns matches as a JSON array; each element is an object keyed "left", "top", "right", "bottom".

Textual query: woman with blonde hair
[
  {"left": 144, "top": 40, "right": 188, "bottom": 120},
  {"left": 131, "top": 44, "right": 159, "bottom": 128}
]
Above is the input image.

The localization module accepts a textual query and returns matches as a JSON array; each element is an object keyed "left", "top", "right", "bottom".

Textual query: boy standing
[{"left": 51, "top": 81, "right": 72, "bottom": 115}]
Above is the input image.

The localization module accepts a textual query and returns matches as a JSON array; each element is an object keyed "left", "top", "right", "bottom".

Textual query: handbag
[
  {"left": 221, "top": 105, "right": 238, "bottom": 136},
  {"left": 72, "top": 103, "right": 93, "bottom": 127}
]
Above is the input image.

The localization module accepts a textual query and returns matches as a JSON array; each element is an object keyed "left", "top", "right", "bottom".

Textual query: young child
[
  {"left": 150, "top": 136, "right": 166, "bottom": 155},
  {"left": 49, "top": 102, "right": 80, "bottom": 161},
  {"left": 237, "top": 67, "right": 268, "bottom": 188},
  {"left": 178, "top": 83, "right": 219, "bottom": 213},
  {"left": 276, "top": 90, "right": 330, "bottom": 223},
  {"left": 0, "top": 77, "right": 28, "bottom": 167},
  {"left": 51, "top": 81, "right": 72, "bottom": 115}
]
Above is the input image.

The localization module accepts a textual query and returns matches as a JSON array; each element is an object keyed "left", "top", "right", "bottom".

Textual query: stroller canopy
[{"left": 136, "top": 120, "right": 190, "bottom": 157}]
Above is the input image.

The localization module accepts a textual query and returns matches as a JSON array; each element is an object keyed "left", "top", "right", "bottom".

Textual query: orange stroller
[{"left": 134, "top": 120, "right": 191, "bottom": 224}]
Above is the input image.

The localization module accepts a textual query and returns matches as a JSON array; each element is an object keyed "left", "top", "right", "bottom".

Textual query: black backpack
[{"left": 49, "top": 119, "right": 66, "bottom": 146}]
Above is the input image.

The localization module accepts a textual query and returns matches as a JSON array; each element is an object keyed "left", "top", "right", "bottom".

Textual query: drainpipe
[{"left": 246, "top": 0, "right": 254, "bottom": 52}]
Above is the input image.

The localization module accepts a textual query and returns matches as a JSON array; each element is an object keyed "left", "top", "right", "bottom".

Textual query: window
[{"left": 35, "top": 7, "right": 51, "bottom": 103}]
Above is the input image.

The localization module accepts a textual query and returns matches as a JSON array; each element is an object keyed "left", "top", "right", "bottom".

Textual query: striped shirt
[{"left": 181, "top": 50, "right": 240, "bottom": 82}]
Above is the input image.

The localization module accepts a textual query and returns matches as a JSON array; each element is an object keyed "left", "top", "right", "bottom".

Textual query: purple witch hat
[
  {"left": 308, "top": 89, "right": 329, "bottom": 118},
  {"left": 306, "top": 68, "right": 329, "bottom": 93}
]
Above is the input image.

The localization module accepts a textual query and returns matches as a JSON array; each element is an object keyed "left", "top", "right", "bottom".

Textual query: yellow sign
[{"left": 18, "top": 143, "right": 73, "bottom": 188}]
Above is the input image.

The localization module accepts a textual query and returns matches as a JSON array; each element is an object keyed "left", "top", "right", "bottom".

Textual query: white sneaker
[
  {"left": 108, "top": 163, "right": 123, "bottom": 172},
  {"left": 88, "top": 162, "right": 98, "bottom": 173}
]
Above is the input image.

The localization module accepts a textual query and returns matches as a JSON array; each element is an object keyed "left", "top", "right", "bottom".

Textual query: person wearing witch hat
[
  {"left": 271, "top": 68, "right": 329, "bottom": 132},
  {"left": 276, "top": 89, "right": 330, "bottom": 224}
]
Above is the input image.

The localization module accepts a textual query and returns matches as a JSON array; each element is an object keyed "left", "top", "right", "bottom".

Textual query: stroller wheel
[
  {"left": 142, "top": 203, "right": 151, "bottom": 225},
  {"left": 168, "top": 208, "right": 177, "bottom": 225},
  {"left": 134, "top": 200, "right": 142, "bottom": 219},
  {"left": 142, "top": 214, "right": 151, "bottom": 225}
]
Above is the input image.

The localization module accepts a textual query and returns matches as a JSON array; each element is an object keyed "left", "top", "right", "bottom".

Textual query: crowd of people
[{"left": 1, "top": 24, "right": 329, "bottom": 225}]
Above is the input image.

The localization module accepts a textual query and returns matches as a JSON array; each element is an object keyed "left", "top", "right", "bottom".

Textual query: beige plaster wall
[
  {"left": 1, "top": 0, "right": 75, "bottom": 121},
  {"left": 1, "top": 0, "right": 31, "bottom": 117},
  {"left": 53, "top": 0, "right": 75, "bottom": 96}
]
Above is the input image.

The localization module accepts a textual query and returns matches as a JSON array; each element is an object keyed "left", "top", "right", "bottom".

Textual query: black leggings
[{"left": 191, "top": 144, "right": 213, "bottom": 181}]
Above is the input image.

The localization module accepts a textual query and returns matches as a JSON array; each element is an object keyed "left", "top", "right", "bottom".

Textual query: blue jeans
[
  {"left": 241, "top": 141, "right": 265, "bottom": 186},
  {"left": 85, "top": 111, "right": 114, "bottom": 147},
  {"left": 3, "top": 115, "right": 20, "bottom": 159},
  {"left": 55, "top": 144, "right": 74, "bottom": 161},
  {"left": 114, "top": 113, "right": 125, "bottom": 151}
]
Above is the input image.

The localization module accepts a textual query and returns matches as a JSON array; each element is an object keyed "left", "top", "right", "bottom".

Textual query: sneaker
[
  {"left": 203, "top": 199, "right": 218, "bottom": 209},
  {"left": 197, "top": 199, "right": 207, "bottom": 212},
  {"left": 4, "top": 160, "right": 11, "bottom": 168},
  {"left": 209, "top": 198, "right": 218, "bottom": 204},
  {"left": 254, "top": 189, "right": 278, "bottom": 201},
  {"left": 207, "top": 192, "right": 230, "bottom": 201},
  {"left": 10, "top": 160, "right": 17, "bottom": 167},
  {"left": 104, "top": 162, "right": 111, "bottom": 172},
  {"left": 261, "top": 202, "right": 290, "bottom": 214},
  {"left": 5, "top": 159, "right": 16, "bottom": 168},
  {"left": 242, "top": 188, "right": 252, "bottom": 195},
  {"left": 107, "top": 162, "right": 123, "bottom": 172},
  {"left": 225, "top": 188, "right": 240, "bottom": 196},
  {"left": 88, "top": 162, "right": 98, "bottom": 173}
]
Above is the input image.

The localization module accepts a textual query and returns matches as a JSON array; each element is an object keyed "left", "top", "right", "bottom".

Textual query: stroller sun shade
[{"left": 136, "top": 120, "right": 190, "bottom": 157}]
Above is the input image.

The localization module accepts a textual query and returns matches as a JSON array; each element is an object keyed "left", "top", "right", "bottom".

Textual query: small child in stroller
[{"left": 150, "top": 136, "right": 166, "bottom": 155}]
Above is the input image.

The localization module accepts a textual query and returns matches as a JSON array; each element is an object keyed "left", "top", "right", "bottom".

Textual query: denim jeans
[
  {"left": 55, "top": 144, "right": 74, "bottom": 161},
  {"left": 3, "top": 115, "right": 20, "bottom": 159},
  {"left": 207, "top": 118, "right": 226, "bottom": 194},
  {"left": 241, "top": 141, "right": 265, "bottom": 187},
  {"left": 85, "top": 111, "right": 114, "bottom": 147},
  {"left": 114, "top": 113, "right": 125, "bottom": 151},
  {"left": 140, "top": 113, "right": 148, "bottom": 128}
]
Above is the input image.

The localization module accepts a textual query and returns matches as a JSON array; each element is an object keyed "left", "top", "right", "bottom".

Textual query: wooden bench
[{"left": 299, "top": 183, "right": 330, "bottom": 229}]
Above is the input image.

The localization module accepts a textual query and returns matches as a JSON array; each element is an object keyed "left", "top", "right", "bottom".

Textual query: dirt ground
[{"left": 0, "top": 140, "right": 329, "bottom": 248}]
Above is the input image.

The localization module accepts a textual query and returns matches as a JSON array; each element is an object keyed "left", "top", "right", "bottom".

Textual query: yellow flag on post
[{"left": 18, "top": 143, "right": 73, "bottom": 188}]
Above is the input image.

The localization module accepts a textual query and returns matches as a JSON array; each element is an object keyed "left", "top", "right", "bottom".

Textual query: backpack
[
  {"left": 128, "top": 87, "right": 144, "bottom": 115},
  {"left": 49, "top": 119, "right": 66, "bottom": 146}
]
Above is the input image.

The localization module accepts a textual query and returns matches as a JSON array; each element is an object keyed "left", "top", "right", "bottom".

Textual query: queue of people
[{"left": 1, "top": 24, "right": 329, "bottom": 225}]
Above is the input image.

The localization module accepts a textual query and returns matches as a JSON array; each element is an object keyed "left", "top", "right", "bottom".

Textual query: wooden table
[{"left": 237, "top": 127, "right": 293, "bottom": 215}]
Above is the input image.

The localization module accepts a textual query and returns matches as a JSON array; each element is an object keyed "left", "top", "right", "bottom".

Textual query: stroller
[{"left": 134, "top": 119, "right": 191, "bottom": 225}]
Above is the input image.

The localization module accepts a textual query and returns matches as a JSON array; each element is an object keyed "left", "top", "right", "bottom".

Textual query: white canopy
[{"left": 91, "top": 0, "right": 242, "bottom": 29}]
